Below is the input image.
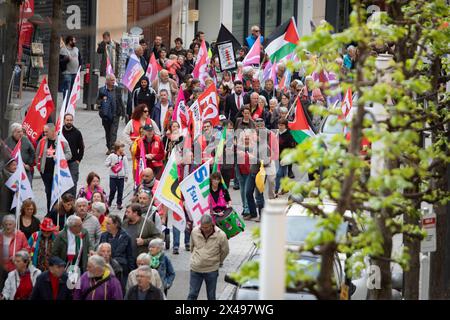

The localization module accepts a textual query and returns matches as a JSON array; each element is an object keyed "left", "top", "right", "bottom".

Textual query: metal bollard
[
  {"left": 419, "top": 253, "right": 430, "bottom": 300},
  {"left": 259, "top": 199, "right": 288, "bottom": 300}
]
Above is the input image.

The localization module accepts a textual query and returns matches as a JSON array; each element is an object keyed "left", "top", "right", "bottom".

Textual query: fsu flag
[{"left": 22, "top": 78, "right": 55, "bottom": 146}]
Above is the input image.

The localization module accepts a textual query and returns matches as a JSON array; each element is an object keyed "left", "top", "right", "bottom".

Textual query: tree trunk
[
  {"left": 430, "top": 163, "right": 450, "bottom": 299},
  {"left": 316, "top": 243, "right": 338, "bottom": 300},
  {"left": 403, "top": 212, "right": 420, "bottom": 300},
  {"left": 47, "top": 0, "right": 63, "bottom": 122},
  {"left": 368, "top": 209, "right": 393, "bottom": 300}
]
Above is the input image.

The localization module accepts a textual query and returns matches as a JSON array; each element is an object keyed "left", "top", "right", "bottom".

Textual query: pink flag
[
  {"left": 172, "top": 87, "right": 184, "bottom": 121},
  {"left": 192, "top": 40, "right": 209, "bottom": 86},
  {"left": 243, "top": 35, "right": 261, "bottom": 66},
  {"left": 65, "top": 66, "right": 81, "bottom": 117},
  {"left": 173, "top": 88, "right": 191, "bottom": 135},
  {"left": 106, "top": 55, "right": 114, "bottom": 76},
  {"left": 145, "top": 53, "right": 162, "bottom": 82},
  {"left": 270, "top": 61, "right": 278, "bottom": 87}
]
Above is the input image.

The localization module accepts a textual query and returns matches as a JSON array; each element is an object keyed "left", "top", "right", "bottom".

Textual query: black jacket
[
  {"left": 62, "top": 126, "right": 84, "bottom": 162},
  {"left": 30, "top": 271, "right": 73, "bottom": 300},
  {"left": 124, "top": 284, "right": 164, "bottom": 300},
  {"left": 99, "top": 229, "right": 135, "bottom": 273},
  {"left": 132, "top": 86, "right": 157, "bottom": 112},
  {"left": 279, "top": 129, "right": 297, "bottom": 155},
  {"left": 225, "top": 93, "right": 244, "bottom": 124}
]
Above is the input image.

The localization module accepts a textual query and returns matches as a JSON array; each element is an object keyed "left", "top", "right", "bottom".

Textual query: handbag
[{"left": 111, "top": 156, "right": 123, "bottom": 174}]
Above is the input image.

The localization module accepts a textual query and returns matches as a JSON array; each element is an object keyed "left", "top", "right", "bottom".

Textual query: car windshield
[
  {"left": 286, "top": 215, "right": 348, "bottom": 245},
  {"left": 322, "top": 115, "right": 344, "bottom": 134}
]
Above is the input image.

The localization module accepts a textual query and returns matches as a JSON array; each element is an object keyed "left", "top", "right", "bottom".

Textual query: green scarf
[{"left": 150, "top": 252, "right": 162, "bottom": 269}]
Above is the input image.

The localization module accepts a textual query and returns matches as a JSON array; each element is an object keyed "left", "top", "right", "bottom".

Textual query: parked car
[{"left": 225, "top": 200, "right": 403, "bottom": 300}]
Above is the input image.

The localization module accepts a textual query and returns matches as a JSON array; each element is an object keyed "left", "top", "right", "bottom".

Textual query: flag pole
[
  {"left": 12, "top": 177, "right": 21, "bottom": 256},
  {"left": 138, "top": 195, "right": 157, "bottom": 239},
  {"left": 287, "top": 93, "right": 300, "bottom": 119}
]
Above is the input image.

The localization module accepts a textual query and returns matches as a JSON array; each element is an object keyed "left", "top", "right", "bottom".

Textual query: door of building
[{"left": 127, "top": 0, "right": 172, "bottom": 47}]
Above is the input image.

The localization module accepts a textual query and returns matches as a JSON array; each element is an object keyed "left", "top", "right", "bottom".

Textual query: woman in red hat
[{"left": 28, "top": 218, "right": 59, "bottom": 272}]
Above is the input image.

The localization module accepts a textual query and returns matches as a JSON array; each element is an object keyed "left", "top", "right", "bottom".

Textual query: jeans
[
  {"left": 109, "top": 177, "right": 125, "bottom": 206},
  {"left": 41, "top": 172, "right": 54, "bottom": 212},
  {"left": 61, "top": 74, "right": 76, "bottom": 97},
  {"left": 233, "top": 164, "right": 240, "bottom": 188},
  {"left": 187, "top": 270, "right": 219, "bottom": 300},
  {"left": 102, "top": 116, "right": 120, "bottom": 151},
  {"left": 173, "top": 226, "right": 190, "bottom": 249},
  {"left": 246, "top": 172, "right": 265, "bottom": 218},
  {"left": 238, "top": 173, "right": 250, "bottom": 215},
  {"left": 275, "top": 165, "right": 289, "bottom": 193},
  {"left": 68, "top": 161, "right": 79, "bottom": 197}
]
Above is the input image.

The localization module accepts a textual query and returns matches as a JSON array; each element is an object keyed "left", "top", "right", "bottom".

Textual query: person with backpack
[
  {"left": 96, "top": 74, "right": 126, "bottom": 155},
  {"left": 105, "top": 141, "right": 129, "bottom": 210}
]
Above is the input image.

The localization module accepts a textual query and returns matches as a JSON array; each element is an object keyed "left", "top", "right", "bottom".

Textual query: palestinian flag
[
  {"left": 288, "top": 98, "right": 315, "bottom": 144},
  {"left": 264, "top": 17, "right": 300, "bottom": 62}
]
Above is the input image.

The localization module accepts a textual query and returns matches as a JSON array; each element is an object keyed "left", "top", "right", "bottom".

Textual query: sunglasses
[{"left": 143, "top": 110, "right": 149, "bottom": 113}]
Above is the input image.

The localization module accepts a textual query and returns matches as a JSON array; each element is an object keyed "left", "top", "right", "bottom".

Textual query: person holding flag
[
  {"left": 0, "top": 158, "right": 17, "bottom": 218},
  {"left": 97, "top": 31, "right": 121, "bottom": 78},
  {"left": 5, "top": 123, "right": 35, "bottom": 185},
  {"left": 36, "top": 123, "right": 72, "bottom": 212}
]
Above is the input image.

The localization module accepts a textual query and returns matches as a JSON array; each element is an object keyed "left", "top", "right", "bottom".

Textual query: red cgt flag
[{"left": 22, "top": 78, "right": 55, "bottom": 146}]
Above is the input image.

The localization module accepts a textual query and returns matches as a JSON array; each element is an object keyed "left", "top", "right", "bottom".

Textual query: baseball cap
[
  {"left": 143, "top": 124, "right": 154, "bottom": 131},
  {"left": 219, "top": 115, "right": 227, "bottom": 121},
  {"left": 48, "top": 256, "right": 66, "bottom": 267}
]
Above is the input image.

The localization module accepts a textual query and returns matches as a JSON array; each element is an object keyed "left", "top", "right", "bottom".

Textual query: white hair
[
  {"left": 242, "top": 66, "right": 253, "bottom": 75},
  {"left": 88, "top": 254, "right": 106, "bottom": 269},
  {"left": 97, "top": 242, "right": 111, "bottom": 253},
  {"left": 200, "top": 213, "right": 213, "bottom": 225},
  {"left": 10, "top": 123, "right": 22, "bottom": 133},
  {"left": 2, "top": 214, "right": 16, "bottom": 225},
  {"left": 269, "top": 98, "right": 278, "bottom": 105},
  {"left": 15, "top": 250, "right": 31, "bottom": 264},
  {"left": 106, "top": 74, "right": 116, "bottom": 81},
  {"left": 136, "top": 253, "right": 151, "bottom": 264},
  {"left": 258, "top": 95, "right": 267, "bottom": 106},
  {"left": 149, "top": 238, "right": 165, "bottom": 249},
  {"left": 66, "top": 215, "right": 82, "bottom": 228},
  {"left": 75, "top": 197, "right": 89, "bottom": 207},
  {"left": 92, "top": 201, "right": 106, "bottom": 214},
  {"left": 134, "top": 44, "right": 142, "bottom": 52},
  {"left": 137, "top": 265, "right": 153, "bottom": 279}
]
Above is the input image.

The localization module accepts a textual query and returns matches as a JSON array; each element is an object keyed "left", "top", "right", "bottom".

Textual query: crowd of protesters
[{"left": 0, "top": 25, "right": 358, "bottom": 301}]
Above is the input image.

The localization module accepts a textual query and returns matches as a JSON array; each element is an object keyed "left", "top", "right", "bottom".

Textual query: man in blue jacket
[
  {"left": 245, "top": 25, "right": 264, "bottom": 48},
  {"left": 30, "top": 257, "right": 73, "bottom": 300},
  {"left": 97, "top": 74, "right": 126, "bottom": 155}
]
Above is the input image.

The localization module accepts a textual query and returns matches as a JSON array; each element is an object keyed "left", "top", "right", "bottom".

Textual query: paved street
[{"left": 9, "top": 87, "right": 259, "bottom": 300}]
